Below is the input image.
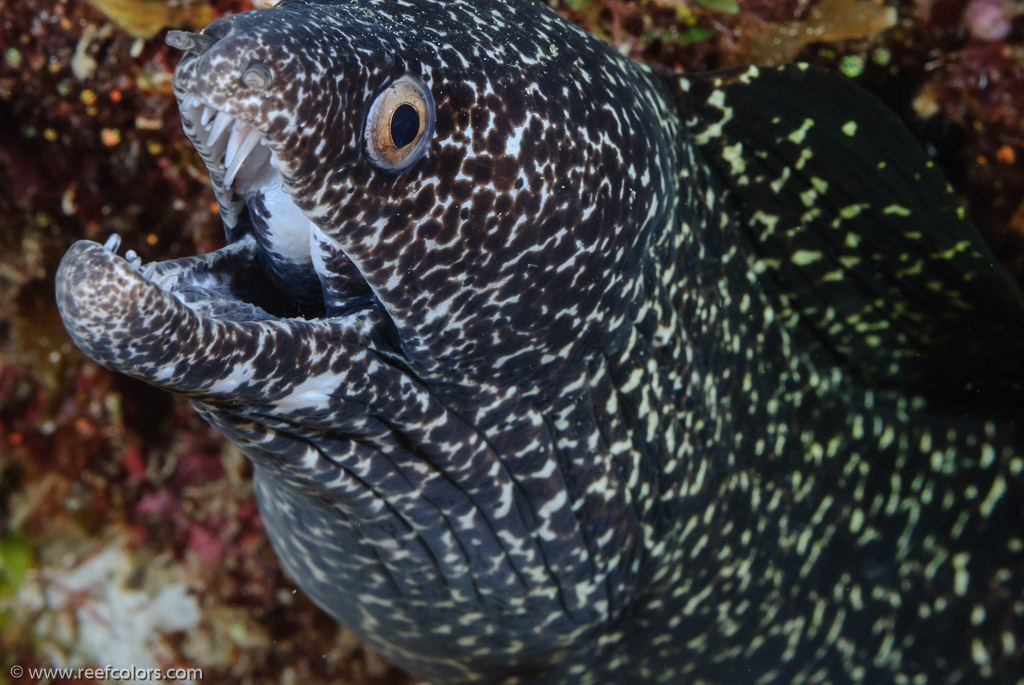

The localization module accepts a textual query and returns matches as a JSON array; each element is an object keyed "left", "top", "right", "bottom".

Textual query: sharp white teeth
[
  {"left": 183, "top": 94, "right": 199, "bottom": 111},
  {"left": 207, "top": 111, "right": 234, "bottom": 146},
  {"left": 224, "top": 123, "right": 246, "bottom": 168},
  {"left": 141, "top": 262, "right": 157, "bottom": 280},
  {"left": 200, "top": 105, "right": 214, "bottom": 128},
  {"left": 103, "top": 234, "right": 121, "bottom": 253},
  {"left": 223, "top": 125, "right": 262, "bottom": 188}
]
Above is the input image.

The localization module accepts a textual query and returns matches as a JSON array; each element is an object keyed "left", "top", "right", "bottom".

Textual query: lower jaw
[
  {"left": 57, "top": 228, "right": 382, "bottom": 337},
  {"left": 144, "top": 233, "right": 310, "bottom": 322},
  {"left": 54, "top": 237, "right": 338, "bottom": 396}
]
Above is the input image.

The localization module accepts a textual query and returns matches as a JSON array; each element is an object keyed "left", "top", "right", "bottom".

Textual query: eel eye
[
  {"left": 242, "top": 63, "right": 273, "bottom": 90},
  {"left": 365, "top": 74, "right": 435, "bottom": 172}
]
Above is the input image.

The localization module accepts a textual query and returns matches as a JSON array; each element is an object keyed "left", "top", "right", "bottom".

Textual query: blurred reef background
[{"left": 1, "top": 0, "right": 1022, "bottom": 682}]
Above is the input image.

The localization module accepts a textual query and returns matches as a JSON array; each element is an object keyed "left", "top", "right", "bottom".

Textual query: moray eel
[{"left": 55, "top": 0, "right": 1024, "bottom": 682}]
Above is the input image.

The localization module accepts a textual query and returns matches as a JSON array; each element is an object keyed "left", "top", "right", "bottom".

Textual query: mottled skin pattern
[{"left": 54, "top": 0, "right": 1024, "bottom": 683}]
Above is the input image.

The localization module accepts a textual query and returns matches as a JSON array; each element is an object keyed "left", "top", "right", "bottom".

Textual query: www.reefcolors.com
[{"left": 10, "top": 665, "right": 203, "bottom": 681}]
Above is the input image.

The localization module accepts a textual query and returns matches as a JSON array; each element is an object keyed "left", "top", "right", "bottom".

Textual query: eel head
[{"left": 55, "top": 1, "right": 681, "bottom": 679}]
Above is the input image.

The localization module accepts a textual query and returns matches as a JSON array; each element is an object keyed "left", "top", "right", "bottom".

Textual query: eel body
[{"left": 55, "top": 0, "right": 1024, "bottom": 682}]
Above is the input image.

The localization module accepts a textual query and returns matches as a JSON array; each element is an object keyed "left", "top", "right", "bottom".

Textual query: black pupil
[{"left": 390, "top": 103, "right": 420, "bottom": 149}]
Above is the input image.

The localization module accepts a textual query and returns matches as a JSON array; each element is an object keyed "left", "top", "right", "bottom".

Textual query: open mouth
[
  {"left": 61, "top": 87, "right": 383, "bottom": 351},
  {"left": 120, "top": 91, "right": 379, "bottom": 324},
  {"left": 175, "top": 93, "right": 323, "bottom": 320},
  {"left": 55, "top": 26, "right": 413, "bottom": 400}
]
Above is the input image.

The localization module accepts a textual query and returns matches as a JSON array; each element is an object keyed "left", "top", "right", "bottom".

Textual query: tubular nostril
[{"left": 165, "top": 30, "right": 217, "bottom": 55}]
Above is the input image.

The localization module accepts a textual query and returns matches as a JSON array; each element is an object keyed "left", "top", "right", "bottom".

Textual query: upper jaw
[
  {"left": 171, "top": 60, "right": 373, "bottom": 321},
  {"left": 176, "top": 91, "right": 281, "bottom": 238}
]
